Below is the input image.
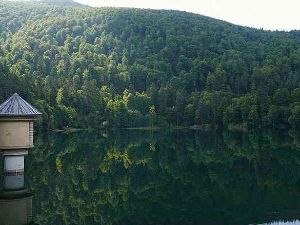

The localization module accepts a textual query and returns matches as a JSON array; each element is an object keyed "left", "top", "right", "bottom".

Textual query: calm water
[{"left": 1, "top": 129, "right": 300, "bottom": 225}]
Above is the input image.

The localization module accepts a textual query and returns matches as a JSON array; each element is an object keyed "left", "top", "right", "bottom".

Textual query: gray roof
[{"left": 0, "top": 93, "right": 42, "bottom": 117}]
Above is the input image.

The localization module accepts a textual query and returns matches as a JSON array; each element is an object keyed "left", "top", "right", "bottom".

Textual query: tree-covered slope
[
  {"left": 0, "top": 2, "right": 299, "bottom": 129},
  {"left": 41, "top": 0, "right": 83, "bottom": 6}
]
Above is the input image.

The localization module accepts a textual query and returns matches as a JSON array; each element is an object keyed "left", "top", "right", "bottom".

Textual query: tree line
[{"left": 0, "top": 1, "right": 299, "bottom": 129}]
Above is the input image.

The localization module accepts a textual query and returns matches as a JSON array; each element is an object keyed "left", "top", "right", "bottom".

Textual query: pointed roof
[{"left": 0, "top": 93, "right": 42, "bottom": 117}]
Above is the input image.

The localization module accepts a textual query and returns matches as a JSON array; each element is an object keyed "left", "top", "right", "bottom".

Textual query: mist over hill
[{"left": 0, "top": 1, "right": 299, "bottom": 130}]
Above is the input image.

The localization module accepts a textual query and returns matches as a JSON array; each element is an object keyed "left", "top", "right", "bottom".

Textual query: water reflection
[
  {"left": 0, "top": 151, "right": 33, "bottom": 225},
  {"left": 4, "top": 172, "right": 25, "bottom": 190},
  {"left": 6, "top": 129, "right": 300, "bottom": 225},
  {"left": 258, "top": 221, "right": 300, "bottom": 225}
]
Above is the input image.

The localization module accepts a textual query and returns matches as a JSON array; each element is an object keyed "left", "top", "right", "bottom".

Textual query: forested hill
[
  {"left": 0, "top": 2, "right": 299, "bottom": 130},
  {"left": 40, "top": 0, "right": 83, "bottom": 6}
]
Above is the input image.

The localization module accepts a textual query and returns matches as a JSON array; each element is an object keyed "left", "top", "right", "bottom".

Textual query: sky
[{"left": 73, "top": 0, "right": 300, "bottom": 31}]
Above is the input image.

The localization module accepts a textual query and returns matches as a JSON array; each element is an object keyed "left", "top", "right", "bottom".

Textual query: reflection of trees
[{"left": 26, "top": 129, "right": 300, "bottom": 225}]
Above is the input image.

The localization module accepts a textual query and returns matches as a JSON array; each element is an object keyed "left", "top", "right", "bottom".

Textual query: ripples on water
[{"left": 258, "top": 221, "right": 300, "bottom": 225}]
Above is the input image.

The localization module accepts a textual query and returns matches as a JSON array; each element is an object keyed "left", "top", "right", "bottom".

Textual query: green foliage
[{"left": 0, "top": 2, "right": 300, "bottom": 129}]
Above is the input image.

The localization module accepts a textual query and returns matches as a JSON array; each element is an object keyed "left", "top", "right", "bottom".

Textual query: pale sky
[{"left": 73, "top": 0, "right": 300, "bottom": 31}]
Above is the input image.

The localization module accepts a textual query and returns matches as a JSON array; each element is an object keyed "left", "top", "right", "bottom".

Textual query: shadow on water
[{"left": 1, "top": 129, "right": 300, "bottom": 225}]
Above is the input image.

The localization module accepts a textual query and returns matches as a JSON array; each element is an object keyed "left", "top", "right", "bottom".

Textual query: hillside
[
  {"left": 1, "top": 0, "right": 83, "bottom": 6},
  {"left": 0, "top": 1, "right": 299, "bottom": 129},
  {"left": 41, "top": 0, "right": 83, "bottom": 6}
]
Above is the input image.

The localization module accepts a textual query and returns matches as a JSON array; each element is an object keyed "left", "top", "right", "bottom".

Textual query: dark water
[{"left": 1, "top": 129, "right": 300, "bottom": 225}]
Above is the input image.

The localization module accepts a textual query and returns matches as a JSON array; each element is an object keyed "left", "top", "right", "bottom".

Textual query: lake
[{"left": 1, "top": 129, "right": 300, "bottom": 225}]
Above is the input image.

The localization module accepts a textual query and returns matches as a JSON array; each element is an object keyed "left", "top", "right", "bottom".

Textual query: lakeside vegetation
[{"left": 0, "top": 1, "right": 300, "bottom": 130}]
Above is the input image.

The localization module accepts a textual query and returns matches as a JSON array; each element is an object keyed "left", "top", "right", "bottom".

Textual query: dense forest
[{"left": 0, "top": 1, "right": 299, "bottom": 130}]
